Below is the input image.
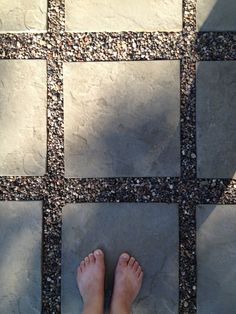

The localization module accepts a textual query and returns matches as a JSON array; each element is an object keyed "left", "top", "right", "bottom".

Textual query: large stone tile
[
  {"left": 196, "top": 61, "right": 236, "bottom": 178},
  {"left": 197, "top": 205, "right": 236, "bottom": 313},
  {"left": 197, "top": 0, "right": 236, "bottom": 31},
  {"left": 0, "top": 60, "right": 47, "bottom": 176},
  {"left": 0, "top": 201, "right": 42, "bottom": 313},
  {"left": 65, "top": 0, "right": 182, "bottom": 32},
  {"left": 64, "top": 61, "right": 180, "bottom": 178},
  {"left": 0, "top": 0, "right": 47, "bottom": 33},
  {"left": 62, "top": 203, "right": 179, "bottom": 314}
]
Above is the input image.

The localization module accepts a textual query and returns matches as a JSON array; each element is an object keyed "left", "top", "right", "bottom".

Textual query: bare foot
[
  {"left": 110, "top": 253, "right": 143, "bottom": 314},
  {"left": 77, "top": 249, "right": 105, "bottom": 314}
]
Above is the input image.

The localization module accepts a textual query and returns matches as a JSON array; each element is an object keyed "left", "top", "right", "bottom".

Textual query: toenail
[
  {"left": 121, "top": 253, "right": 129, "bottom": 259},
  {"left": 94, "top": 249, "right": 102, "bottom": 256}
]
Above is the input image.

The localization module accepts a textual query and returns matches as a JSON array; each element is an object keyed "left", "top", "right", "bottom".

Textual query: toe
[
  {"left": 80, "top": 260, "right": 85, "bottom": 271},
  {"left": 128, "top": 256, "right": 135, "bottom": 267},
  {"left": 138, "top": 271, "right": 144, "bottom": 280},
  {"left": 133, "top": 261, "right": 139, "bottom": 272},
  {"left": 85, "top": 256, "right": 89, "bottom": 265},
  {"left": 89, "top": 253, "right": 95, "bottom": 263},
  {"left": 136, "top": 266, "right": 142, "bottom": 276},
  {"left": 118, "top": 253, "right": 130, "bottom": 266},
  {"left": 94, "top": 249, "right": 104, "bottom": 264}
]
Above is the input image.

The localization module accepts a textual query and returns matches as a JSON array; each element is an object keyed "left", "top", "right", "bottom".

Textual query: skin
[{"left": 76, "top": 249, "right": 143, "bottom": 314}]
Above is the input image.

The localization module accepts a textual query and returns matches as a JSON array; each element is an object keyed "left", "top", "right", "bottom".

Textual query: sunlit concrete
[
  {"left": 65, "top": 0, "right": 182, "bottom": 32},
  {"left": 0, "top": 60, "right": 47, "bottom": 175},
  {"left": 0, "top": 0, "right": 47, "bottom": 33}
]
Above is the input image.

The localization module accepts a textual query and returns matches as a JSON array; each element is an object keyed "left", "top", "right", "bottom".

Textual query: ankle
[
  {"left": 83, "top": 298, "right": 104, "bottom": 314},
  {"left": 110, "top": 298, "right": 132, "bottom": 314},
  {"left": 83, "top": 303, "right": 104, "bottom": 314}
]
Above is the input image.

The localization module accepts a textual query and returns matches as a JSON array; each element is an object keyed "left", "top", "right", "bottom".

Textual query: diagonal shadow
[
  {"left": 64, "top": 60, "right": 180, "bottom": 179},
  {"left": 197, "top": 0, "right": 236, "bottom": 31}
]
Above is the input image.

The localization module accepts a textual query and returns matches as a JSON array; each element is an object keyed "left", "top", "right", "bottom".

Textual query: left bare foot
[{"left": 77, "top": 249, "right": 105, "bottom": 314}]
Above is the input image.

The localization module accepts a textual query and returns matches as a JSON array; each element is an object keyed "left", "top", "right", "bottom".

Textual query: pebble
[{"left": 184, "top": 301, "right": 188, "bottom": 307}]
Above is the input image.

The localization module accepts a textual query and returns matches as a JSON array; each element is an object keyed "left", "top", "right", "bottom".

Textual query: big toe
[
  {"left": 118, "top": 252, "right": 130, "bottom": 267},
  {"left": 94, "top": 249, "right": 104, "bottom": 265}
]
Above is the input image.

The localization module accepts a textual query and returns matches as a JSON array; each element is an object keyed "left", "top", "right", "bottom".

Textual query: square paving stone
[
  {"left": 197, "top": 0, "right": 236, "bottom": 31},
  {"left": 62, "top": 203, "right": 179, "bottom": 314},
  {"left": 65, "top": 0, "right": 182, "bottom": 32},
  {"left": 0, "top": 201, "right": 42, "bottom": 314},
  {"left": 64, "top": 61, "right": 180, "bottom": 178},
  {"left": 0, "top": 0, "right": 47, "bottom": 33},
  {"left": 197, "top": 205, "right": 236, "bottom": 313},
  {"left": 0, "top": 60, "right": 47, "bottom": 176},
  {"left": 196, "top": 61, "right": 236, "bottom": 178}
]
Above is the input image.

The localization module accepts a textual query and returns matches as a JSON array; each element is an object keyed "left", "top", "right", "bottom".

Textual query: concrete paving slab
[
  {"left": 0, "top": 60, "right": 47, "bottom": 176},
  {"left": 64, "top": 61, "right": 180, "bottom": 178},
  {"left": 62, "top": 203, "right": 179, "bottom": 314},
  {"left": 65, "top": 0, "right": 182, "bottom": 32},
  {"left": 197, "top": 205, "right": 236, "bottom": 313},
  {"left": 0, "top": 0, "right": 47, "bottom": 33},
  {"left": 0, "top": 201, "right": 42, "bottom": 314},
  {"left": 197, "top": 0, "right": 236, "bottom": 31},
  {"left": 196, "top": 61, "right": 236, "bottom": 178}
]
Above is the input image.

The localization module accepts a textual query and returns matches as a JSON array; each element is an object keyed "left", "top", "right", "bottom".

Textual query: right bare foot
[
  {"left": 110, "top": 253, "right": 143, "bottom": 314},
  {"left": 77, "top": 249, "right": 105, "bottom": 314}
]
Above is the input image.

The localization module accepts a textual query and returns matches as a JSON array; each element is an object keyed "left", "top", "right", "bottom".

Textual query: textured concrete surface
[
  {"left": 0, "top": 0, "right": 47, "bottom": 33},
  {"left": 196, "top": 61, "right": 236, "bottom": 178},
  {"left": 62, "top": 203, "right": 179, "bottom": 314},
  {"left": 0, "top": 60, "right": 47, "bottom": 176},
  {"left": 64, "top": 61, "right": 180, "bottom": 178},
  {"left": 197, "top": 205, "right": 236, "bottom": 313},
  {"left": 197, "top": 0, "right": 236, "bottom": 31},
  {"left": 65, "top": 0, "right": 182, "bottom": 32},
  {"left": 0, "top": 201, "right": 42, "bottom": 314}
]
